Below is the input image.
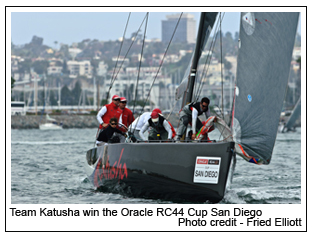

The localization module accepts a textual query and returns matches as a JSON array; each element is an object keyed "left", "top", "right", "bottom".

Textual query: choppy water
[{"left": 10, "top": 127, "right": 302, "bottom": 204}]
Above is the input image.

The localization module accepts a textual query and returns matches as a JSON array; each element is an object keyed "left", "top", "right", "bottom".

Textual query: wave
[{"left": 11, "top": 140, "right": 92, "bottom": 145}]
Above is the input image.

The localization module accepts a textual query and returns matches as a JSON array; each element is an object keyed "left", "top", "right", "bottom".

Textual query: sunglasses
[
  {"left": 202, "top": 105, "right": 208, "bottom": 108},
  {"left": 110, "top": 123, "right": 117, "bottom": 125},
  {"left": 113, "top": 99, "right": 120, "bottom": 101},
  {"left": 120, "top": 101, "right": 127, "bottom": 104}
]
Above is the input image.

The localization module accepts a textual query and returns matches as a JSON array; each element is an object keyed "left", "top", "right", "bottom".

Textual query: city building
[
  {"left": 100, "top": 73, "right": 172, "bottom": 110},
  {"left": 162, "top": 13, "right": 196, "bottom": 44},
  {"left": 47, "top": 59, "right": 63, "bottom": 76},
  {"left": 125, "top": 67, "right": 161, "bottom": 77},
  {"left": 47, "top": 65, "right": 62, "bottom": 75},
  {"left": 11, "top": 55, "right": 21, "bottom": 73},
  {"left": 97, "top": 61, "right": 108, "bottom": 77},
  {"left": 67, "top": 60, "right": 92, "bottom": 78}
]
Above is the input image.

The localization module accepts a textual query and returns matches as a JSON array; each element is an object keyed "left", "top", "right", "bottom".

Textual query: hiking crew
[
  {"left": 96, "top": 117, "right": 126, "bottom": 144},
  {"left": 97, "top": 95, "right": 122, "bottom": 129},
  {"left": 119, "top": 97, "right": 135, "bottom": 128},
  {"left": 176, "top": 97, "right": 210, "bottom": 140},
  {"left": 139, "top": 110, "right": 173, "bottom": 141}
]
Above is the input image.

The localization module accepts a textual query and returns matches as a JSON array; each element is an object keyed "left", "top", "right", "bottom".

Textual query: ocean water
[{"left": 10, "top": 127, "right": 302, "bottom": 204}]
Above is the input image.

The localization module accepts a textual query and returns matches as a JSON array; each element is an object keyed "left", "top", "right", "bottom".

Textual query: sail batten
[{"left": 233, "top": 12, "right": 299, "bottom": 164}]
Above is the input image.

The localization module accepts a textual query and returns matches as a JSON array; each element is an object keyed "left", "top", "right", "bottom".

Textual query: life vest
[
  {"left": 147, "top": 115, "right": 176, "bottom": 138},
  {"left": 121, "top": 107, "right": 134, "bottom": 127},
  {"left": 148, "top": 115, "right": 165, "bottom": 131},
  {"left": 99, "top": 102, "right": 122, "bottom": 129},
  {"left": 189, "top": 102, "right": 205, "bottom": 116}
]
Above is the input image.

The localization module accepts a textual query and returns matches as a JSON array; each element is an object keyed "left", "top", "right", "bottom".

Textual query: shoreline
[
  {"left": 11, "top": 114, "right": 180, "bottom": 129},
  {"left": 11, "top": 114, "right": 300, "bottom": 130},
  {"left": 11, "top": 115, "right": 99, "bottom": 129}
]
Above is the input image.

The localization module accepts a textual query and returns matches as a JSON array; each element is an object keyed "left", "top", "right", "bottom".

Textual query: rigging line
[
  {"left": 194, "top": 13, "right": 220, "bottom": 101},
  {"left": 106, "top": 13, "right": 131, "bottom": 101},
  {"left": 195, "top": 13, "right": 223, "bottom": 102},
  {"left": 132, "top": 13, "right": 149, "bottom": 114},
  {"left": 212, "top": 104, "right": 227, "bottom": 141},
  {"left": 166, "top": 99, "right": 179, "bottom": 120},
  {"left": 130, "top": 12, "right": 183, "bottom": 133},
  {"left": 193, "top": 13, "right": 220, "bottom": 102},
  {"left": 106, "top": 13, "right": 148, "bottom": 101},
  {"left": 195, "top": 12, "right": 224, "bottom": 102},
  {"left": 109, "top": 13, "right": 131, "bottom": 93},
  {"left": 219, "top": 16, "right": 227, "bottom": 121},
  {"left": 192, "top": 13, "right": 228, "bottom": 142},
  {"left": 139, "top": 12, "right": 183, "bottom": 115},
  {"left": 217, "top": 13, "right": 227, "bottom": 141},
  {"left": 220, "top": 12, "right": 224, "bottom": 120}
]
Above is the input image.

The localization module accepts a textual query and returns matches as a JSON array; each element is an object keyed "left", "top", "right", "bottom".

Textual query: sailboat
[
  {"left": 278, "top": 96, "right": 301, "bottom": 133},
  {"left": 39, "top": 80, "right": 63, "bottom": 130},
  {"left": 84, "top": 12, "right": 299, "bottom": 203},
  {"left": 39, "top": 114, "right": 63, "bottom": 130}
]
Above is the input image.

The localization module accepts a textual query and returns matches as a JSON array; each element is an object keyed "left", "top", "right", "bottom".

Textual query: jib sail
[{"left": 232, "top": 12, "right": 299, "bottom": 164}]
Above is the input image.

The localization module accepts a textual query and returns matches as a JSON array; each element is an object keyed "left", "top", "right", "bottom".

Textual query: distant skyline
[
  {"left": 10, "top": 9, "right": 302, "bottom": 48},
  {"left": 10, "top": 12, "right": 237, "bottom": 48}
]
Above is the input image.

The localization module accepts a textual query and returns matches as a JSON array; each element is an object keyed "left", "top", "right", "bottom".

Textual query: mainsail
[
  {"left": 232, "top": 12, "right": 299, "bottom": 164},
  {"left": 175, "top": 12, "right": 218, "bottom": 102}
]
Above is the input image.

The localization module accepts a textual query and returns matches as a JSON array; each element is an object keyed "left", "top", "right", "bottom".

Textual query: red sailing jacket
[
  {"left": 121, "top": 107, "right": 135, "bottom": 127},
  {"left": 99, "top": 102, "right": 122, "bottom": 129}
]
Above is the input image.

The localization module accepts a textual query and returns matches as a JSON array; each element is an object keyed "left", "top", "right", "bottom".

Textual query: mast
[
  {"left": 34, "top": 75, "right": 38, "bottom": 115},
  {"left": 58, "top": 82, "right": 61, "bottom": 110},
  {"left": 183, "top": 12, "right": 218, "bottom": 106},
  {"left": 93, "top": 77, "right": 96, "bottom": 110},
  {"left": 184, "top": 13, "right": 205, "bottom": 105}
]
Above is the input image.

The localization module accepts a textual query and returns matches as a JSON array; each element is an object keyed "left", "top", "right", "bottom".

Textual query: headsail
[
  {"left": 284, "top": 96, "right": 301, "bottom": 131},
  {"left": 46, "top": 114, "right": 56, "bottom": 121},
  {"left": 175, "top": 12, "right": 218, "bottom": 103},
  {"left": 232, "top": 12, "right": 299, "bottom": 164}
]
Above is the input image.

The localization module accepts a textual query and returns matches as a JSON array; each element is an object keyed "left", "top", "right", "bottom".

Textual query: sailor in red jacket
[
  {"left": 97, "top": 95, "right": 122, "bottom": 129},
  {"left": 119, "top": 97, "right": 135, "bottom": 128}
]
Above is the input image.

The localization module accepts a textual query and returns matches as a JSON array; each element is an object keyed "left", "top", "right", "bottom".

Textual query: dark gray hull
[{"left": 85, "top": 141, "right": 235, "bottom": 203}]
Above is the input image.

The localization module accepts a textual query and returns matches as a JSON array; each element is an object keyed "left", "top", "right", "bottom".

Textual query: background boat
[
  {"left": 39, "top": 114, "right": 63, "bottom": 130},
  {"left": 279, "top": 96, "right": 301, "bottom": 133}
]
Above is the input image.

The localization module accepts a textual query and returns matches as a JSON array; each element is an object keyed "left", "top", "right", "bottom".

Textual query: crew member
[
  {"left": 176, "top": 97, "right": 210, "bottom": 141},
  {"left": 119, "top": 97, "right": 135, "bottom": 128},
  {"left": 128, "top": 108, "right": 163, "bottom": 140},
  {"left": 97, "top": 95, "right": 122, "bottom": 129},
  {"left": 128, "top": 111, "right": 151, "bottom": 140},
  {"left": 139, "top": 111, "right": 173, "bottom": 141},
  {"left": 96, "top": 117, "right": 126, "bottom": 145}
]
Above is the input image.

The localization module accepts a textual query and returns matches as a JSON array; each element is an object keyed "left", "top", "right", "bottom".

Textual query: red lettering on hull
[{"left": 93, "top": 148, "right": 128, "bottom": 187}]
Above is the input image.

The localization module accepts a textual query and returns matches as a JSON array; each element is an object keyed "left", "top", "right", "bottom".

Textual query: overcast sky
[
  {"left": 10, "top": 12, "right": 238, "bottom": 47},
  {"left": 10, "top": 8, "right": 302, "bottom": 48}
]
